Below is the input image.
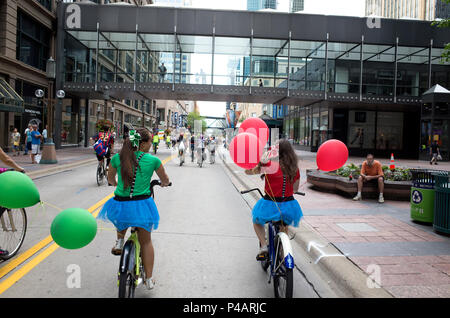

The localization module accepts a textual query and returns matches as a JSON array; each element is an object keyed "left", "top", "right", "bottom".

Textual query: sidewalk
[
  {"left": 219, "top": 147, "right": 450, "bottom": 298},
  {"left": 3, "top": 146, "right": 100, "bottom": 179}
]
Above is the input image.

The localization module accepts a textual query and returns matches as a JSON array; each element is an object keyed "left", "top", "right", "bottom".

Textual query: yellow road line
[
  {"left": 0, "top": 153, "right": 175, "bottom": 294},
  {"left": 0, "top": 243, "right": 59, "bottom": 294},
  {"left": 0, "top": 200, "right": 108, "bottom": 281}
]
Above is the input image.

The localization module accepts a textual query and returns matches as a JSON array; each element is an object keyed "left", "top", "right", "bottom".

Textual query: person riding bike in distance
[
  {"left": 190, "top": 134, "right": 195, "bottom": 162},
  {"left": 99, "top": 129, "right": 170, "bottom": 291},
  {"left": 92, "top": 127, "right": 114, "bottom": 171},
  {"left": 0, "top": 146, "right": 25, "bottom": 257},
  {"left": 177, "top": 132, "right": 186, "bottom": 163},
  {"left": 208, "top": 136, "right": 216, "bottom": 161},
  {"left": 244, "top": 139, "right": 303, "bottom": 260},
  {"left": 152, "top": 133, "right": 160, "bottom": 153}
]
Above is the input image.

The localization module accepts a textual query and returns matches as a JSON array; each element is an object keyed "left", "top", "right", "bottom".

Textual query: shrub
[{"left": 333, "top": 164, "right": 411, "bottom": 181}]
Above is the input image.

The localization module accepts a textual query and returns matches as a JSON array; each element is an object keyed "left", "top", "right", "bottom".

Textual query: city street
[{"left": 0, "top": 147, "right": 336, "bottom": 298}]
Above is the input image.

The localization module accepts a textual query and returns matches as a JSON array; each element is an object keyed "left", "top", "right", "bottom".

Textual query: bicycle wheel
[
  {"left": 118, "top": 271, "right": 136, "bottom": 298},
  {"left": 273, "top": 236, "right": 293, "bottom": 298},
  {"left": 96, "top": 163, "right": 104, "bottom": 186},
  {"left": 0, "top": 208, "right": 27, "bottom": 260}
]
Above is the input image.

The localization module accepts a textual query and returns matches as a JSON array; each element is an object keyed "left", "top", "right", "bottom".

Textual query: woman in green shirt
[{"left": 99, "top": 129, "right": 170, "bottom": 291}]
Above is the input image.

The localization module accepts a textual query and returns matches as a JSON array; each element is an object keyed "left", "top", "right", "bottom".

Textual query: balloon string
[
  {"left": 40, "top": 201, "right": 64, "bottom": 212},
  {"left": 39, "top": 201, "right": 46, "bottom": 214}
]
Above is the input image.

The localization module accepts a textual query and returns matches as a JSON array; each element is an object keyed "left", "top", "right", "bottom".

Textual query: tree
[
  {"left": 432, "top": 0, "right": 450, "bottom": 62},
  {"left": 187, "top": 111, "right": 207, "bottom": 133}
]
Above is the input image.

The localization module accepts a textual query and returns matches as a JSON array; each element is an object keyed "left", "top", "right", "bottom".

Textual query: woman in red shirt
[{"left": 245, "top": 139, "right": 303, "bottom": 260}]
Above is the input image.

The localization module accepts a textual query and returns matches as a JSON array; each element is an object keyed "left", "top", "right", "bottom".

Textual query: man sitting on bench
[{"left": 353, "top": 153, "right": 384, "bottom": 203}]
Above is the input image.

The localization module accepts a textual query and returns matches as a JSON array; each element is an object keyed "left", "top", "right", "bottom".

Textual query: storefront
[
  {"left": 0, "top": 77, "right": 24, "bottom": 150},
  {"left": 420, "top": 85, "right": 450, "bottom": 161},
  {"left": 284, "top": 100, "right": 422, "bottom": 159}
]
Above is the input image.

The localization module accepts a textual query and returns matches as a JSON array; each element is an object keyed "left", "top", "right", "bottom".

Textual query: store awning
[{"left": 0, "top": 78, "right": 24, "bottom": 113}]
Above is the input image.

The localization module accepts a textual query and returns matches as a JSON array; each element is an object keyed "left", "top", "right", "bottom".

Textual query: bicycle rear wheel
[
  {"left": 118, "top": 271, "right": 136, "bottom": 298},
  {"left": 118, "top": 240, "right": 137, "bottom": 298},
  {"left": 0, "top": 208, "right": 27, "bottom": 260},
  {"left": 96, "top": 163, "right": 104, "bottom": 186},
  {"left": 273, "top": 236, "right": 293, "bottom": 298}
]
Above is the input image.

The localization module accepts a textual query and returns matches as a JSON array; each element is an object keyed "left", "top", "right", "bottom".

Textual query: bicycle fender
[
  {"left": 119, "top": 240, "right": 135, "bottom": 273},
  {"left": 277, "top": 232, "right": 295, "bottom": 269}
]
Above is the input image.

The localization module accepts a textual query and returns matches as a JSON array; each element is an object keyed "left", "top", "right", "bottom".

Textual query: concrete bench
[{"left": 306, "top": 169, "right": 412, "bottom": 201}]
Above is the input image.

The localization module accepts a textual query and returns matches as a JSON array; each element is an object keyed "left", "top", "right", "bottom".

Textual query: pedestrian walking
[
  {"left": 430, "top": 140, "right": 441, "bottom": 165},
  {"left": 30, "top": 125, "right": 43, "bottom": 164},
  {"left": 158, "top": 63, "right": 167, "bottom": 83},
  {"left": 259, "top": 79, "right": 263, "bottom": 87},
  {"left": 11, "top": 128, "right": 21, "bottom": 156},
  {"left": 24, "top": 124, "right": 32, "bottom": 155},
  {"left": 42, "top": 125, "right": 48, "bottom": 144}
]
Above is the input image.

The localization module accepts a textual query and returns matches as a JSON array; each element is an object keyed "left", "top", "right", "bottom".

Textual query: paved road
[{"left": 0, "top": 147, "right": 336, "bottom": 298}]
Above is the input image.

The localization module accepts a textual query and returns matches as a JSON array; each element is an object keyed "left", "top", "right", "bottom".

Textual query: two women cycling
[{"left": 99, "top": 130, "right": 302, "bottom": 291}]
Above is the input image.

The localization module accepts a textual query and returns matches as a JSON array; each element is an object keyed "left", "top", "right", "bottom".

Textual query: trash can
[
  {"left": 432, "top": 172, "right": 450, "bottom": 234},
  {"left": 410, "top": 169, "right": 441, "bottom": 223}
]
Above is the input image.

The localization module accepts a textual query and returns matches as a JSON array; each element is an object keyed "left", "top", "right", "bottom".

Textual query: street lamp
[
  {"left": 35, "top": 57, "right": 58, "bottom": 164},
  {"left": 37, "top": 57, "right": 58, "bottom": 164}
]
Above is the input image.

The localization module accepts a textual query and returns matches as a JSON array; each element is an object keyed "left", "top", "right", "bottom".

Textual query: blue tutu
[
  {"left": 98, "top": 197, "right": 160, "bottom": 232},
  {"left": 252, "top": 198, "right": 303, "bottom": 227}
]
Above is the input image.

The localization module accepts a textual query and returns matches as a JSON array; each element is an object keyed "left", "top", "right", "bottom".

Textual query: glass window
[
  {"left": 347, "top": 110, "right": 376, "bottom": 149},
  {"left": 319, "top": 107, "right": 328, "bottom": 145},
  {"left": 312, "top": 106, "right": 320, "bottom": 148},
  {"left": 376, "top": 112, "right": 403, "bottom": 150},
  {"left": 16, "top": 11, "right": 51, "bottom": 71}
]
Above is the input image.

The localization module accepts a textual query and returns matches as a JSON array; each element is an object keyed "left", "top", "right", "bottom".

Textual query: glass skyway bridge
[{"left": 58, "top": 2, "right": 450, "bottom": 107}]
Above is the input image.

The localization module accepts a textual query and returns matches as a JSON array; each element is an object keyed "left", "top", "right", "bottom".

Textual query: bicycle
[
  {"left": 117, "top": 179, "right": 172, "bottom": 298},
  {"left": 0, "top": 169, "right": 27, "bottom": 261},
  {"left": 96, "top": 158, "right": 106, "bottom": 186},
  {"left": 240, "top": 188, "right": 305, "bottom": 298},
  {"left": 153, "top": 142, "right": 158, "bottom": 155},
  {"left": 178, "top": 148, "right": 185, "bottom": 167}
]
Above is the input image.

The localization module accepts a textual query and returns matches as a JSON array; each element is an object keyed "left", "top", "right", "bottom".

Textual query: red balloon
[
  {"left": 239, "top": 118, "right": 269, "bottom": 146},
  {"left": 316, "top": 139, "right": 349, "bottom": 171},
  {"left": 229, "top": 133, "right": 264, "bottom": 169}
]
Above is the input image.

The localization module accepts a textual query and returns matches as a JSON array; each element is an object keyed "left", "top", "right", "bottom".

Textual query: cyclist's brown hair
[
  {"left": 278, "top": 139, "right": 299, "bottom": 183},
  {"left": 119, "top": 129, "right": 151, "bottom": 190}
]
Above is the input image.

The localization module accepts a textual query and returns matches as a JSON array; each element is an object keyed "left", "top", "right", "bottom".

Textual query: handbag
[{"left": 437, "top": 154, "right": 443, "bottom": 161}]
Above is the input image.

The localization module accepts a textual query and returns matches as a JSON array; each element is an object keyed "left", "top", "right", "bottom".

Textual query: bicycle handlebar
[{"left": 150, "top": 180, "right": 172, "bottom": 190}]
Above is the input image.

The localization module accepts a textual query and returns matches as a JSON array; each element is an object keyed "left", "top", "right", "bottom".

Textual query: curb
[
  {"left": 219, "top": 149, "right": 393, "bottom": 298},
  {"left": 27, "top": 158, "right": 97, "bottom": 180}
]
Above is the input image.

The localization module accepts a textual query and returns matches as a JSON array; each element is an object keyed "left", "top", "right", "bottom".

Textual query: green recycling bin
[
  {"left": 432, "top": 172, "right": 450, "bottom": 234},
  {"left": 410, "top": 169, "right": 440, "bottom": 223}
]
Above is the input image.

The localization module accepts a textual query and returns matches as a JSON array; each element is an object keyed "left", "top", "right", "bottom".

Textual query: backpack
[{"left": 93, "top": 132, "right": 109, "bottom": 156}]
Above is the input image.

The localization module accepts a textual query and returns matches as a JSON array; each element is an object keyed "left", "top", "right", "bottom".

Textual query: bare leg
[
  {"left": 253, "top": 223, "right": 267, "bottom": 247},
  {"left": 137, "top": 229, "right": 154, "bottom": 279},
  {"left": 117, "top": 229, "right": 127, "bottom": 240},
  {"left": 378, "top": 177, "right": 384, "bottom": 194},
  {"left": 357, "top": 175, "right": 364, "bottom": 192}
]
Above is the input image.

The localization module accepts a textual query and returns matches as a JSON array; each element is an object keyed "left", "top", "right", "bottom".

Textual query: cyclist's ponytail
[{"left": 120, "top": 137, "right": 138, "bottom": 189}]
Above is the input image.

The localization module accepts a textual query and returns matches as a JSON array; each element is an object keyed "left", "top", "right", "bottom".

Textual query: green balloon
[
  {"left": 50, "top": 208, "right": 97, "bottom": 249},
  {"left": 0, "top": 171, "right": 40, "bottom": 209}
]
